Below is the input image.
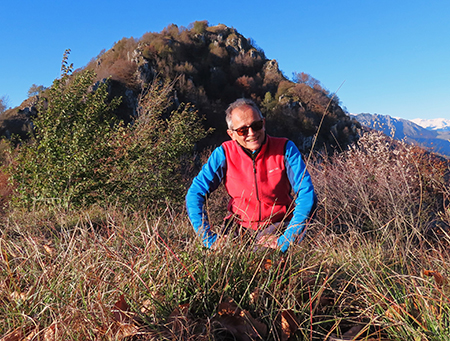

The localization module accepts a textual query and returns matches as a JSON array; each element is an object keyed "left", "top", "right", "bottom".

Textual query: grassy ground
[{"left": 1, "top": 131, "right": 449, "bottom": 340}]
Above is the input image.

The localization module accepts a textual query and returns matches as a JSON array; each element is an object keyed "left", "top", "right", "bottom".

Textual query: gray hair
[{"left": 225, "top": 98, "right": 263, "bottom": 129}]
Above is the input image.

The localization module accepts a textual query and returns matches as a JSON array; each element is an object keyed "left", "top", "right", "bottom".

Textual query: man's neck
[{"left": 239, "top": 134, "right": 267, "bottom": 158}]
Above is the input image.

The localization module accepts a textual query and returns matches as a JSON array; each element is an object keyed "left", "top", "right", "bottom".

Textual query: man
[{"left": 186, "top": 98, "right": 316, "bottom": 252}]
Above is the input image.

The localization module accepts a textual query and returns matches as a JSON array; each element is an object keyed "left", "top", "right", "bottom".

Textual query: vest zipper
[{"left": 252, "top": 156, "right": 262, "bottom": 223}]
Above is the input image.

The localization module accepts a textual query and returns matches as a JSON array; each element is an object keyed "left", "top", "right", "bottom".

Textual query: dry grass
[{"left": 0, "top": 131, "right": 449, "bottom": 340}]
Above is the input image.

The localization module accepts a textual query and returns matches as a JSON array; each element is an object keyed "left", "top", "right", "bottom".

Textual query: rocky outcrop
[{"left": 0, "top": 96, "right": 38, "bottom": 140}]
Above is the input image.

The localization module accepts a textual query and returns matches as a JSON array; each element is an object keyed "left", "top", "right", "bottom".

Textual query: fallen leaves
[
  {"left": 423, "top": 269, "right": 446, "bottom": 287},
  {"left": 279, "top": 310, "right": 299, "bottom": 341},
  {"left": 262, "top": 258, "right": 272, "bottom": 271},
  {"left": 213, "top": 298, "right": 302, "bottom": 341},
  {"left": 214, "top": 298, "right": 268, "bottom": 341},
  {"left": 0, "top": 323, "right": 60, "bottom": 341},
  {"left": 384, "top": 303, "right": 407, "bottom": 320},
  {"left": 0, "top": 327, "right": 33, "bottom": 341},
  {"left": 327, "top": 325, "right": 365, "bottom": 341},
  {"left": 167, "top": 302, "right": 191, "bottom": 336},
  {"left": 109, "top": 294, "right": 140, "bottom": 340},
  {"left": 7, "top": 261, "right": 446, "bottom": 341}
]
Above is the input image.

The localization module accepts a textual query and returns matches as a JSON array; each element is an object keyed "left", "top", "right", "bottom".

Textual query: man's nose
[{"left": 247, "top": 127, "right": 256, "bottom": 135}]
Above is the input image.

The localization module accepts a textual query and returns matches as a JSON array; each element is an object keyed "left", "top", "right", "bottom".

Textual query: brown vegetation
[
  {"left": 80, "top": 21, "right": 358, "bottom": 153},
  {"left": 1, "top": 128, "right": 449, "bottom": 340}
]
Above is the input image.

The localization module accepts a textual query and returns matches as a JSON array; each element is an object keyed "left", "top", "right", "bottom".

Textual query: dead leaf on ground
[
  {"left": 112, "top": 322, "right": 139, "bottom": 340},
  {"left": 167, "top": 302, "right": 191, "bottom": 335},
  {"left": 279, "top": 310, "right": 299, "bottom": 341},
  {"left": 107, "top": 294, "right": 140, "bottom": 340},
  {"left": 21, "top": 328, "right": 38, "bottom": 341},
  {"left": 262, "top": 259, "right": 272, "bottom": 271},
  {"left": 423, "top": 269, "right": 446, "bottom": 287},
  {"left": 217, "top": 297, "right": 239, "bottom": 315},
  {"left": 214, "top": 297, "right": 267, "bottom": 341},
  {"left": 328, "top": 325, "right": 365, "bottom": 341},
  {"left": 384, "top": 303, "right": 407, "bottom": 320},
  {"left": 112, "top": 294, "right": 131, "bottom": 322},
  {"left": 239, "top": 310, "right": 268, "bottom": 337},
  {"left": 0, "top": 327, "right": 33, "bottom": 341},
  {"left": 42, "top": 323, "right": 58, "bottom": 341}
]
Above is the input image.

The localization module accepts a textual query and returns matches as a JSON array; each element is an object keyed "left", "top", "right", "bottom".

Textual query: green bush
[
  {"left": 101, "top": 78, "right": 210, "bottom": 208},
  {"left": 11, "top": 51, "right": 121, "bottom": 208},
  {"left": 191, "top": 20, "right": 208, "bottom": 35},
  {"left": 11, "top": 52, "right": 208, "bottom": 210}
]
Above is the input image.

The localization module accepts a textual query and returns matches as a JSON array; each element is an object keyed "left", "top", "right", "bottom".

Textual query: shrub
[
  {"left": 11, "top": 51, "right": 121, "bottom": 208},
  {"left": 100, "top": 78, "right": 209, "bottom": 208},
  {"left": 106, "top": 59, "right": 138, "bottom": 88},
  {"left": 310, "top": 130, "right": 449, "bottom": 247},
  {"left": 190, "top": 20, "right": 208, "bottom": 35},
  {"left": 235, "top": 75, "right": 256, "bottom": 96},
  {"left": 10, "top": 53, "right": 208, "bottom": 210}
]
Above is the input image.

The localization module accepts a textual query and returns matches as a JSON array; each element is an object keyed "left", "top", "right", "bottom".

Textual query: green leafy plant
[
  {"left": 101, "top": 78, "right": 210, "bottom": 208},
  {"left": 11, "top": 51, "right": 208, "bottom": 210},
  {"left": 11, "top": 50, "right": 121, "bottom": 208}
]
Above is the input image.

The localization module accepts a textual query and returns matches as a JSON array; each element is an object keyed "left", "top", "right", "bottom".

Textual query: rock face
[
  {"left": 2, "top": 22, "right": 359, "bottom": 154},
  {"left": 0, "top": 96, "right": 38, "bottom": 140}
]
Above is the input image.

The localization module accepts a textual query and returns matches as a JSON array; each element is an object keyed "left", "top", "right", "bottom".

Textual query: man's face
[{"left": 227, "top": 105, "right": 265, "bottom": 151}]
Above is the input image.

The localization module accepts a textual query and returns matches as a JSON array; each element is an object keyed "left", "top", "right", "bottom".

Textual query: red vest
[{"left": 222, "top": 135, "right": 292, "bottom": 230}]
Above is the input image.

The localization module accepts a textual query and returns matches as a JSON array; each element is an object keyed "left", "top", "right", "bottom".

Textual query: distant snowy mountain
[
  {"left": 351, "top": 113, "right": 450, "bottom": 157},
  {"left": 410, "top": 118, "right": 450, "bottom": 131}
]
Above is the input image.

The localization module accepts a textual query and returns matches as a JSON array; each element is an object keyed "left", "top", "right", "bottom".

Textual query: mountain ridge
[
  {"left": 411, "top": 118, "right": 450, "bottom": 131},
  {"left": 351, "top": 113, "right": 450, "bottom": 157}
]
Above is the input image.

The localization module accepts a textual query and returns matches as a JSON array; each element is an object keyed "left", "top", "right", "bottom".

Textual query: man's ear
[{"left": 227, "top": 129, "right": 235, "bottom": 140}]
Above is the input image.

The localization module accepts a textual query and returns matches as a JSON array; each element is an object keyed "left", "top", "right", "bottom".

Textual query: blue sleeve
[
  {"left": 277, "top": 141, "right": 316, "bottom": 252},
  {"left": 185, "top": 146, "right": 227, "bottom": 248}
]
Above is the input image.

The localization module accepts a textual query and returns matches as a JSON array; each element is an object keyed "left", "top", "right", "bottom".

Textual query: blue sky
[{"left": 1, "top": 0, "right": 449, "bottom": 120}]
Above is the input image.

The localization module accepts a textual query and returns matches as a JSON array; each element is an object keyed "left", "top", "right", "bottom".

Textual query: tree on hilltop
[
  {"left": 0, "top": 95, "right": 9, "bottom": 113},
  {"left": 27, "top": 84, "right": 47, "bottom": 97}
]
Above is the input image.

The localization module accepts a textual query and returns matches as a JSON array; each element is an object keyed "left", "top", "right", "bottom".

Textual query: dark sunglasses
[{"left": 232, "top": 120, "right": 264, "bottom": 136}]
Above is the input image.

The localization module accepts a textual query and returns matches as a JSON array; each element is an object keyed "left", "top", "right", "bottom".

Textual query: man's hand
[{"left": 256, "top": 235, "right": 278, "bottom": 249}]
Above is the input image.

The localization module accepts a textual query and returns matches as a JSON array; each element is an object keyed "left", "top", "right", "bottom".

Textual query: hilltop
[{"left": 1, "top": 21, "right": 359, "bottom": 154}]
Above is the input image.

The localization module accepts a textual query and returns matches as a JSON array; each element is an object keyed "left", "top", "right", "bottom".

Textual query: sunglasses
[{"left": 232, "top": 120, "right": 264, "bottom": 136}]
